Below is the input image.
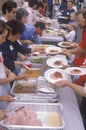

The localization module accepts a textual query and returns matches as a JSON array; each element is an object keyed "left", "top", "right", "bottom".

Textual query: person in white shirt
[
  {"left": 22, "top": 0, "right": 37, "bottom": 25},
  {"left": 60, "top": 23, "right": 76, "bottom": 42}
]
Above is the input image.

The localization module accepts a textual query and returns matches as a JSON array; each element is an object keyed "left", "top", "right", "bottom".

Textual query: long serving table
[
  {"left": 39, "top": 35, "right": 63, "bottom": 43},
  {"left": 20, "top": 53, "right": 85, "bottom": 130},
  {"left": 8, "top": 49, "right": 85, "bottom": 130},
  {"left": 59, "top": 86, "right": 85, "bottom": 130},
  {"left": 40, "top": 35, "right": 63, "bottom": 42}
]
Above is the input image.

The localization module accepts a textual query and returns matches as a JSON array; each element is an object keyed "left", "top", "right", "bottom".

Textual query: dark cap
[{"left": 16, "top": 8, "right": 28, "bottom": 20}]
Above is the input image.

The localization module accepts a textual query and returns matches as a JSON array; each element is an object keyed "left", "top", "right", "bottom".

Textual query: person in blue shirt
[
  {"left": 58, "top": 1, "right": 75, "bottom": 24},
  {"left": 16, "top": 8, "right": 46, "bottom": 48},
  {"left": 47, "top": 0, "right": 53, "bottom": 18}
]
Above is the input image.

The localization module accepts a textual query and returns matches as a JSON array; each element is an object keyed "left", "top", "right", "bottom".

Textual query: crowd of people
[{"left": 0, "top": 0, "right": 85, "bottom": 129}]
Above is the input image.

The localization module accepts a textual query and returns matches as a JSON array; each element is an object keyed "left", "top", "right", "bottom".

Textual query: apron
[{"left": 0, "top": 52, "right": 10, "bottom": 109}]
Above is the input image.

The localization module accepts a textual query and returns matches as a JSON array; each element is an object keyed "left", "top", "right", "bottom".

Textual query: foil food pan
[
  {"left": 0, "top": 102, "right": 65, "bottom": 130},
  {"left": 10, "top": 78, "right": 59, "bottom": 103}
]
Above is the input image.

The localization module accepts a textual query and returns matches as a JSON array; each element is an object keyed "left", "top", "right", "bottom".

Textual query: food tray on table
[
  {"left": 10, "top": 77, "right": 59, "bottom": 103},
  {"left": 24, "top": 68, "right": 42, "bottom": 79},
  {"left": 30, "top": 55, "right": 47, "bottom": 68},
  {"left": 0, "top": 102, "right": 65, "bottom": 130}
]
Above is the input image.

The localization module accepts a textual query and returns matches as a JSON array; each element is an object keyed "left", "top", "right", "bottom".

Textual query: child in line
[{"left": 60, "top": 23, "right": 76, "bottom": 42}]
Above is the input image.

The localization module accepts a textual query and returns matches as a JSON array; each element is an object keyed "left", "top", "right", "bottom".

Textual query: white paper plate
[
  {"left": 45, "top": 46, "right": 62, "bottom": 55},
  {"left": 44, "top": 69, "right": 66, "bottom": 84},
  {"left": 58, "top": 42, "right": 73, "bottom": 48},
  {"left": 46, "top": 56, "right": 67, "bottom": 68},
  {"left": 65, "top": 67, "right": 86, "bottom": 75}
]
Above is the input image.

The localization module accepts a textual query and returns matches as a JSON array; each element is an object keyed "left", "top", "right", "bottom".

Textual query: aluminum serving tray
[
  {"left": 10, "top": 78, "right": 59, "bottom": 103},
  {"left": 0, "top": 102, "right": 65, "bottom": 130}
]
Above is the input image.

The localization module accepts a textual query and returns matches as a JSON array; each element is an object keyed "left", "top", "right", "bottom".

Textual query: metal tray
[
  {"left": 0, "top": 102, "right": 65, "bottom": 130},
  {"left": 10, "top": 78, "right": 59, "bottom": 103}
]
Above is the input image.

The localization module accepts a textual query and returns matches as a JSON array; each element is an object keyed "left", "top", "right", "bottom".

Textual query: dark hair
[
  {"left": 0, "top": 20, "right": 11, "bottom": 35},
  {"left": 37, "top": 2, "right": 44, "bottom": 9},
  {"left": 34, "top": 22, "right": 45, "bottom": 30},
  {"left": 28, "top": 0, "right": 37, "bottom": 7},
  {"left": 76, "top": 9, "right": 86, "bottom": 19},
  {"left": 6, "top": 19, "right": 25, "bottom": 35},
  {"left": 16, "top": 8, "right": 28, "bottom": 20},
  {"left": 2, "top": 0, "right": 17, "bottom": 15}
]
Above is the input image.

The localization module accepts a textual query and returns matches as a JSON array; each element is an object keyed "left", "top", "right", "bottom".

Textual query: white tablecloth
[
  {"left": 39, "top": 35, "right": 63, "bottom": 42},
  {"left": 59, "top": 87, "right": 85, "bottom": 130}
]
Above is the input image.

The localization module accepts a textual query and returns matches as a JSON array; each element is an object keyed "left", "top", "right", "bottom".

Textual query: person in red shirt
[
  {"left": 38, "top": 0, "right": 48, "bottom": 16},
  {"left": 61, "top": 9, "right": 86, "bottom": 67},
  {"left": 69, "top": 9, "right": 86, "bottom": 57}
]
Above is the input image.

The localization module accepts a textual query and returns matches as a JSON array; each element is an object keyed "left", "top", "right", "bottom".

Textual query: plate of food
[
  {"left": 37, "top": 44, "right": 54, "bottom": 54},
  {"left": 65, "top": 67, "right": 86, "bottom": 75},
  {"left": 45, "top": 46, "right": 62, "bottom": 55},
  {"left": 58, "top": 42, "right": 73, "bottom": 48},
  {"left": 46, "top": 56, "right": 67, "bottom": 68},
  {"left": 45, "top": 69, "right": 66, "bottom": 84}
]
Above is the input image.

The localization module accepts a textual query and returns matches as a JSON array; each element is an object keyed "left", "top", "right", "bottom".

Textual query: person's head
[
  {"left": 67, "top": 1, "right": 74, "bottom": 10},
  {"left": 76, "top": 9, "right": 86, "bottom": 28},
  {"left": 16, "top": 8, "right": 28, "bottom": 23},
  {"left": 0, "top": 20, "right": 10, "bottom": 44},
  {"left": 34, "top": 22, "right": 45, "bottom": 35},
  {"left": 6, "top": 19, "right": 25, "bottom": 42},
  {"left": 70, "top": 12, "right": 76, "bottom": 20},
  {"left": 54, "top": 0, "right": 60, "bottom": 4},
  {"left": 2, "top": 0, "right": 17, "bottom": 21},
  {"left": 37, "top": 2, "right": 44, "bottom": 11},
  {"left": 29, "top": 0, "right": 38, "bottom": 10}
]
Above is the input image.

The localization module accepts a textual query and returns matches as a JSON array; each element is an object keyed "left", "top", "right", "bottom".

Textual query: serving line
[{"left": 13, "top": 52, "right": 85, "bottom": 130}]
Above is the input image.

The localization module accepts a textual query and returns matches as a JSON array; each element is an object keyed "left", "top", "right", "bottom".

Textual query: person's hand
[
  {"left": 61, "top": 48, "right": 72, "bottom": 58},
  {"left": 18, "top": 53, "right": 29, "bottom": 61},
  {"left": 20, "top": 55, "right": 28, "bottom": 61},
  {"left": 0, "top": 95, "right": 12, "bottom": 102},
  {"left": 72, "top": 42, "right": 79, "bottom": 48},
  {"left": 19, "top": 62, "right": 31, "bottom": 71},
  {"left": 0, "top": 110, "right": 6, "bottom": 121},
  {"left": 21, "top": 40, "right": 34, "bottom": 45},
  {"left": 55, "top": 80, "right": 69, "bottom": 87}
]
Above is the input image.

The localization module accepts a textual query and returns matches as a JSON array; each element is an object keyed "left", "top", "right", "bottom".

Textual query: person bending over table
[
  {"left": 0, "top": 19, "right": 37, "bottom": 75},
  {"left": 0, "top": 20, "right": 16, "bottom": 110},
  {"left": 16, "top": 8, "right": 46, "bottom": 48}
]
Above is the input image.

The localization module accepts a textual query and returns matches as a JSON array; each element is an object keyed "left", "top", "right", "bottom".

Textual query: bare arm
[
  {"left": 67, "top": 81, "right": 86, "bottom": 97},
  {"left": 69, "top": 45, "right": 84, "bottom": 55},
  {"left": 0, "top": 71, "right": 16, "bottom": 85},
  {"left": 0, "top": 66, "right": 16, "bottom": 85},
  {"left": 55, "top": 80, "right": 86, "bottom": 97}
]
